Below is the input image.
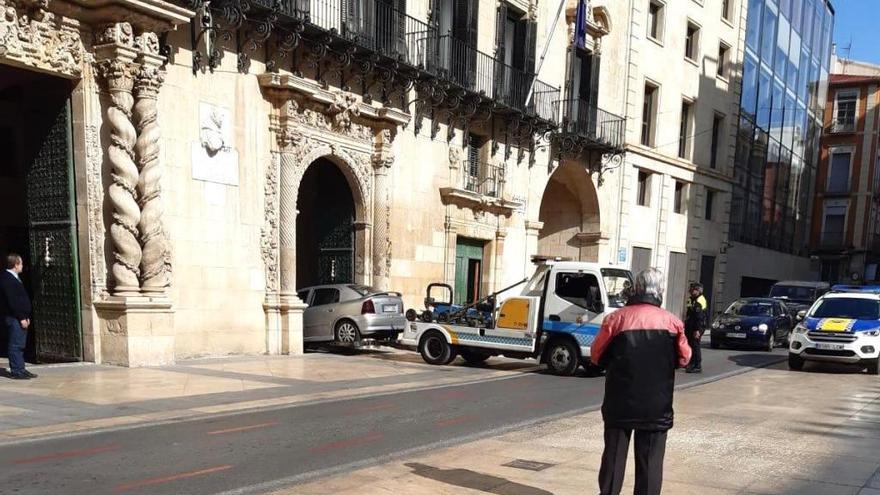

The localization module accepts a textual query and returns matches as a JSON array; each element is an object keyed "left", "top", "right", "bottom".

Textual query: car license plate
[
  {"left": 383, "top": 305, "right": 397, "bottom": 313},
  {"left": 816, "top": 342, "right": 845, "bottom": 351},
  {"left": 726, "top": 333, "right": 746, "bottom": 338}
]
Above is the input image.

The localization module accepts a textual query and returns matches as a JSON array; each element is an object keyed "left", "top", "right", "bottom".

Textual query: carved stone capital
[
  {"left": 134, "top": 64, "right": 164, "bottom": 99},
  {"left": 98, "top": 59, "right": 136, "bottom": 93},
  {"left": 95, "top": 22, "right": 136, "bottom": 48},
  {"left": 275, "top": 125, "right": 303, "bottom": 150},
  {"left": 135, "top": 31, "right": 161, "bottom": 56},
  {"left": 372, "top": 151, "right": 393, "bottom": 170}
]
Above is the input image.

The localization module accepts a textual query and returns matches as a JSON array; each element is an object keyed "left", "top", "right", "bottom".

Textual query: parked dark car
[
  {"left": 710, "top": 298, "right": 794, "bottom": 351},
  {"left": 769, "top": 281, "right": 830, "bottom": 314}
]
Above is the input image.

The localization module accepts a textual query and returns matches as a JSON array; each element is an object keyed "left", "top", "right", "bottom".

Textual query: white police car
[{"left": 788, "top": 285, "right": 880, "bottom": 374}]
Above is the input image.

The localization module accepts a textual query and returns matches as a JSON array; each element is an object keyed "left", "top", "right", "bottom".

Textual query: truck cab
[{"left": 400, "top": 258, "right": 633, "bottom": 376}]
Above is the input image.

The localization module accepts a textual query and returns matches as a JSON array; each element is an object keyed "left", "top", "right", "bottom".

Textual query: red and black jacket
[{"left": 590, "top": 296, "right": 691, "bottom": 431}]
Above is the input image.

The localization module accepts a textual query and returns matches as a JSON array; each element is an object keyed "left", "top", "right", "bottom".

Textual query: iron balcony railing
[
  {"left": 830, "top": 117, "right": 856, "bottom": 134},
  {"left": 463, "top": 161, "right": 505, "bottom": 198},
  {"left": 270, "top": 0, "right": 558, "bottom": 120},
  {"left": 554, "top": 98, "right": 626, "bottom": 150}
]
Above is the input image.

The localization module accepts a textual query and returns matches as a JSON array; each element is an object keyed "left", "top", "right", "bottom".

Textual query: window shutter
[
  {"left": 395, "top": 0, "right": 406, "bottom": 57},
  {"left": 467, "top": 0, "right": 479, "bottom": 47},
  {"left": 525, "top": 17, "right": 537, "bottom": 73},
  {"left": 589, "top": 52, "right": 601, "bottom": 133},
  {"left": 495, "top": 3, "right": 508, "bottom": 100}
]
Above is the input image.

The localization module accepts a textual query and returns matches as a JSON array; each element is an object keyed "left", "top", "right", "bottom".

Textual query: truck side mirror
[
  {"left": 591, "top": 301, "right": 605, "bottom": 314},
  {"left": 796, "top": 310, "right": 806, "bottom": 321}
]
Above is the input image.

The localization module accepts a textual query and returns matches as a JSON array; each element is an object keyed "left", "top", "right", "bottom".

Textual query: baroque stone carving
[
  {"left": 85, "top": 124, "right": 107, "bottom": 301},
  {"left": 260, "top": 154, "right": 280, "bottom": 292},
  {"left": 0, "top": 0, "right": 84, "bottom": 77},
  {"left": 284, "top": 98, "right": 374, "bottom": 143},
  {"left": 95, "top": 21, "right": 135, "bottom": 48},
  {"left": 98, "top": 58, "right": 142, "bottom": 295},
  {"left": 448, "top": 146, "right": 462, "bottom": 169},
  {"left": 134, "top": 63, "right": 171, "bottom": 292}
]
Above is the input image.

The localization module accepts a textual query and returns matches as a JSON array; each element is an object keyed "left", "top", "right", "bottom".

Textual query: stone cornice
[
  {"left": 439, "top": 187, "right": 517, "bottom": 218},
  {"left": 59, "top": 0, "right": 192, "bottom": 31}
]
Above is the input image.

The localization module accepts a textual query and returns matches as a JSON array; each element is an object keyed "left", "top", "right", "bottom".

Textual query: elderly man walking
[{"left": 590, "top": 268, "right": 691, "bottom": 495}]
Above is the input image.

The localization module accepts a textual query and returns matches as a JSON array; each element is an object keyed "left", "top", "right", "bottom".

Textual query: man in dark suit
[{"left": 1, "top": 253, "right": 36, "bottom": 380}]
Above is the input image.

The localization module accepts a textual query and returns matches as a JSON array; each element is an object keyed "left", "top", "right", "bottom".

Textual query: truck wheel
[
  {"left": 546, "top": 339, "right": 579, "bottom": 376},
  {"left": 419, "top": 332, "right": 454, "bottom": 365},
  {"left": 866, "top": 357, "right": 880, "bottom": 376},
  {"left": 788, "top": 353, "right": 805, "bottom": 371},
  {"left": 460, "top": 349, "right": 490, "bottom": 366}
]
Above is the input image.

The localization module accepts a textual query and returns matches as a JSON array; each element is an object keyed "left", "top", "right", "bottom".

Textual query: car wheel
[
  {"left": 764, "top": 333, "right": 775, "bottom": 352},
  {"left": 419, "top": 332, "right": 454, "bottom": 365},
  {"left": 460, "top": 349, "right": 490, "bottom": 366},
  {"left": 546, "top": 339, "right": 579, "bottom": 376},
  {"left": 788, "top": 352, "right": 805, "bottom": 371},
  {"left": 334, "top": 320, "right": 361, "bottom": 345},
  {"left": 867, "top": 357, "right": 880, "bottom": 376}
]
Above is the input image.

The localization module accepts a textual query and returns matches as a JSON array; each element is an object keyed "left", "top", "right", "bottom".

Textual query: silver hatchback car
[{"left": 297, "top": 284, "right": 407, "bottom": 344}]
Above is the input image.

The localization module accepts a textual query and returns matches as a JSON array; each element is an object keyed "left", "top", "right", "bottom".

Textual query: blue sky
[{"left": 832, "top": 0, "right": 880, "bottom": 65}]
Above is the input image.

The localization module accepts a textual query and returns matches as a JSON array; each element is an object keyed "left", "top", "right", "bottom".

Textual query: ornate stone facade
[{"left": 0, "top": 0, "right": 84, "bottom": 78}]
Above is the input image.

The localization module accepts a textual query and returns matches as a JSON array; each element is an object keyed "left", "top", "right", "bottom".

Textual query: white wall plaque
[{"left": 192, "top": 102, "right": 240, "bottom": 186}]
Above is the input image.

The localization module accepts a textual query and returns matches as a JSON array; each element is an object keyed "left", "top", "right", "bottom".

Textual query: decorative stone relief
[
  {"left": 260, "top": 154, "right": 280, "bottom": 292},
  {"left": 448, "top": 146, "right": 462, "bottom": 170},
  {"left": 192, "top": 102, "right": 239, "bottom": 185},
  {"left": 85, "top": 124, "right": 107, "bottom": 302},
  {"left": 0, "top": 0, "right": 85, "bottom": 77},
  {"left": 283, "top": 97, "right": 374, "bottom": 143}
]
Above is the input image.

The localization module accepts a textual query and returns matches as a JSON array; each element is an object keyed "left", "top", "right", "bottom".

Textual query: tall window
[
  {"left": 679, "top": 100, "right": 693, "bottom": 159},
  {"left": 641, "top": 83, "right": 658, "bottom": 146},
  {"left": 722, "top": 0, "right": 733, "bottom": 21},
  {"left": 822, "top": 202, "right": 847, "bottom": 246},
  {"left": 833, "top": 90, "right": 858, "bottom": 133},
  {"left": 710, "top": 114, "right": 724, "bottom": 168},
  {"left": 647, "top": 1, "right": 664, "bottom": 41},
  {"left": 465, "top": 133, "right": 482, "bottom": 191},
  {"left": 827, "top": 150, "right": 852, "bottom": 193},
  {"left": 637, "top": 170, "right": 651, "bottom": 207},
  {"left": 685, "top": 22, "right": 700, "bottom": 61},
  {"left": 674, "top": 181, "right": 686, "bottom": 214},
  {"left": 705, "top": 189, "right": 716, "bottom": 220},
  {"left": 717, "top": 43, "right": 730, "bottom": 78}
]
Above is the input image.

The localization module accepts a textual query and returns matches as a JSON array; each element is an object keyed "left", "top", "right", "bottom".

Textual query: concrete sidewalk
[
  {"left": 282, "top": 363, "right": 880, "bottom": 495},
  {"left": 0, "top": 348, "right": 538, "bottom": 443}
]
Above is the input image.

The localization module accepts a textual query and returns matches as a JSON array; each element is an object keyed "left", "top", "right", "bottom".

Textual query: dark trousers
[
  {"left": 5, "top": 317, "right": 26, "bottom": 375},
  {"left": 686, "top": 330, "right": 702, "bottom": 369},
  {"left": 598, "top": 427, "right": 667, "bottom": 495}
]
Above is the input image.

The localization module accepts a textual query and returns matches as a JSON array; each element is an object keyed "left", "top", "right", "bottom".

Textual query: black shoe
[
  {"left": 685, "top": 367, "right": 702, "bottom": 374},
  {"left": 22, "top": 371, "right": 37, "bottom": 379},
  {"left": 10, "top": 373, "right": 30, "bottom": 380}
]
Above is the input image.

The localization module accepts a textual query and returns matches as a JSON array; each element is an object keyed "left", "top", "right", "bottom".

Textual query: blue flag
[{"left": 575, "top": 0, "right": 587, "bottom": 50}]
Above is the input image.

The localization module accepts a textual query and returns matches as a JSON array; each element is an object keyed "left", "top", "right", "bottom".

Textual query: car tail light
[{"left": 361, "top": 299, "right": 375, "bottom": 314}]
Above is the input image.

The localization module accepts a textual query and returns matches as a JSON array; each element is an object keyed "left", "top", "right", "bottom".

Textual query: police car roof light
[{"left": 830, "top": 284, "right": 880, "bottom": 294}]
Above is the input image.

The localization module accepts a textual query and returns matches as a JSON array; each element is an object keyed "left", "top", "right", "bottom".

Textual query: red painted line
[
  {"left": 344, "top": 402, "right": 396, "bottom": 415},
  {"left": 309, "top": 432, "right": 383, "bottom": 454},
  {"left": 13, "top": 444, "right": 121, "bottom": 465},
  {"left": 435, "top": 415, "right": 477, "bottom": 428},
  {"left": 207, "top": 421, "right": 279, "bottom": 435},
  {"left": 114, "top": 464, "right": 233, "bottom": 493}
]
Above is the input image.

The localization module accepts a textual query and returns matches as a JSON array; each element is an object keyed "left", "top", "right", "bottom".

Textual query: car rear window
[
  {"left": 348, "top": 285, "right": 380, "bottom": 297},
  {"left": 811, "top": 298, "right": 880, "bottom": 320},
  {"left": 769, "top": 285, "right": 815, "bottom": 301},
  {"left": 727, "top": 301, "right": 773, "bottom": 317}
]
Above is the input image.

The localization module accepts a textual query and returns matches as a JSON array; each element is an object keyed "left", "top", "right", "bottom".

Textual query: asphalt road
[{"left": 0, "top": 346, "right": 785, "bottom": 495}]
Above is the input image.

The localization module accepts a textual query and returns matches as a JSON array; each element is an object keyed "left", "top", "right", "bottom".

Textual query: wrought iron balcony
[
  {"left": 463, "top": 161, "right": 505, "bottom": 198},
  {"left": 552, "top": 98, "right": 626, "bottom": 154}
]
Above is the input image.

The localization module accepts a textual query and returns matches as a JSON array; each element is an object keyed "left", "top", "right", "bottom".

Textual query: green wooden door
[{"left": 454, "top": 238, "right": 484, "bottom": 305}]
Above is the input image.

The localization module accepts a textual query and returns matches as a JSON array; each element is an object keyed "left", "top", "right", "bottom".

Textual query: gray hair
[{"left": 633, "top": 267, "right": 666, "bottom": 300}]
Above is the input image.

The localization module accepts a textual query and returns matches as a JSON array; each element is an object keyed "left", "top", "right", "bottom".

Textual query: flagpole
[{"left": 525, "top": 0, "right": 568, "bottom": 107}]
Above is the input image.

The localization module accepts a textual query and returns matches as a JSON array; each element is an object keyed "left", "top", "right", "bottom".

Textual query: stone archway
[{"left": 537, "top": 162, "right": 601, "bottom": 261}]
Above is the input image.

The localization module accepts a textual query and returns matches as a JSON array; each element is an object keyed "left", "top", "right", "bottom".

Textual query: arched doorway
[
  {"left": 296, "top": 158, "right": 356, "bottom": 288},
  {"left": 537, "top": 163, "right": 600, "bottom": 261}
]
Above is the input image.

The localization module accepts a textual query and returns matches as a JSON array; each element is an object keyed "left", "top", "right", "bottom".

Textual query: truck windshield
[
  {"left": 523, "top": 265, "right": 550, "bottom": 297},
  {"left": 811, "top": 299, "right": 880, "bottom": 320},
  {"left": 769, "top": 285, "right": 815, "bottom": 303},
  {"left": 601, "top": 269, "right": 633, "bottom": 308}
]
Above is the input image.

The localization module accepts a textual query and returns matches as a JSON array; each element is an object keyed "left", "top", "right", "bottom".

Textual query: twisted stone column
[
  {"left": 371, "top": 153, "right": 392, "bottom": 291},
  {"left": 99, "top": 59, "right": 141, "bottom": 296},
  {"left": 134, "top": 62, "right": 170, "bottom": 293}
]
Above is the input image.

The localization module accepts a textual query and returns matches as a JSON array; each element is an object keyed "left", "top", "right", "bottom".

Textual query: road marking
[
  {"left": 207, "top": 421, "right": 279, "bottom": 435},
  {"left": 309, "top": 432, "right": 383, "bottom": 454},
  {"left": 12, "top": 444, "right": 121, "bottom": 465},
  {"left": 114, "top": 464, "right": 233, "bottom": 492},
  {"left": 435, "top": 415, "right": 477, "bottom": 428}
]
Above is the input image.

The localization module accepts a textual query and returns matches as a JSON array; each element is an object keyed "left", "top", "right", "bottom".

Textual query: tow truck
[{"left": 399, "top": 257, "right": 634, "bottom": 376}]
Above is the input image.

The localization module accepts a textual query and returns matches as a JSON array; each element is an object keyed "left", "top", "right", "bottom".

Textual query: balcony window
[
  {"left": 711, "top": 114, "right": 724, "bottom": 169},
  {"left": 647, "top": 1, "right": 665, "bottom": 42},
  {"left": 822, "top": 203, "right": 847, "bottom": 246},
  {"left": 637, "top": 170, "right": 652, "bottom": 207},
  {"left": 641, "top": 83, "right": 658, "bottom": 146},
  {"left": 679, "top": 100, "right": 694, "bottom": 159},
  {"left": 674, "top": 181, "right": 687, "bottom": 214},
  {"left": 827, "top": 150, "right": 852, "bottom": 194},
  {"left": 685, "top": 21, "right": 700, "bottom": 61},
  {"left": 722, "top": 0, "right": 734, "bottom": 21},
  {"left": 833, "top": 90, "right": 858, "bottom": 133},
  {"left": 705, "top": 189, "right": 716, "bottom": 220},
  {"left": 717, "top": 43, "right": 730, "bottom": 78}
]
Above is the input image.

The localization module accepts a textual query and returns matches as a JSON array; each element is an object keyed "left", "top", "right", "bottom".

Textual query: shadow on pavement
[
  {"left": 726, "top": 353, "right": 787, "bottom": 368},
  {"left": 405, "top": 462, "right": 554, "bottom": 495}
]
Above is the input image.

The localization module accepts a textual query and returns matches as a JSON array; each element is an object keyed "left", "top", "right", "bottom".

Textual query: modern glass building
[{"left": 730, "top": 0, "right": 835, "bottom": 254}]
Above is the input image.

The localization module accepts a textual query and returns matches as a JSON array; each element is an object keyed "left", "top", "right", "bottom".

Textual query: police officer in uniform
[{"left": 685, "top": 282, "right": 707, "bottom": 373}]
